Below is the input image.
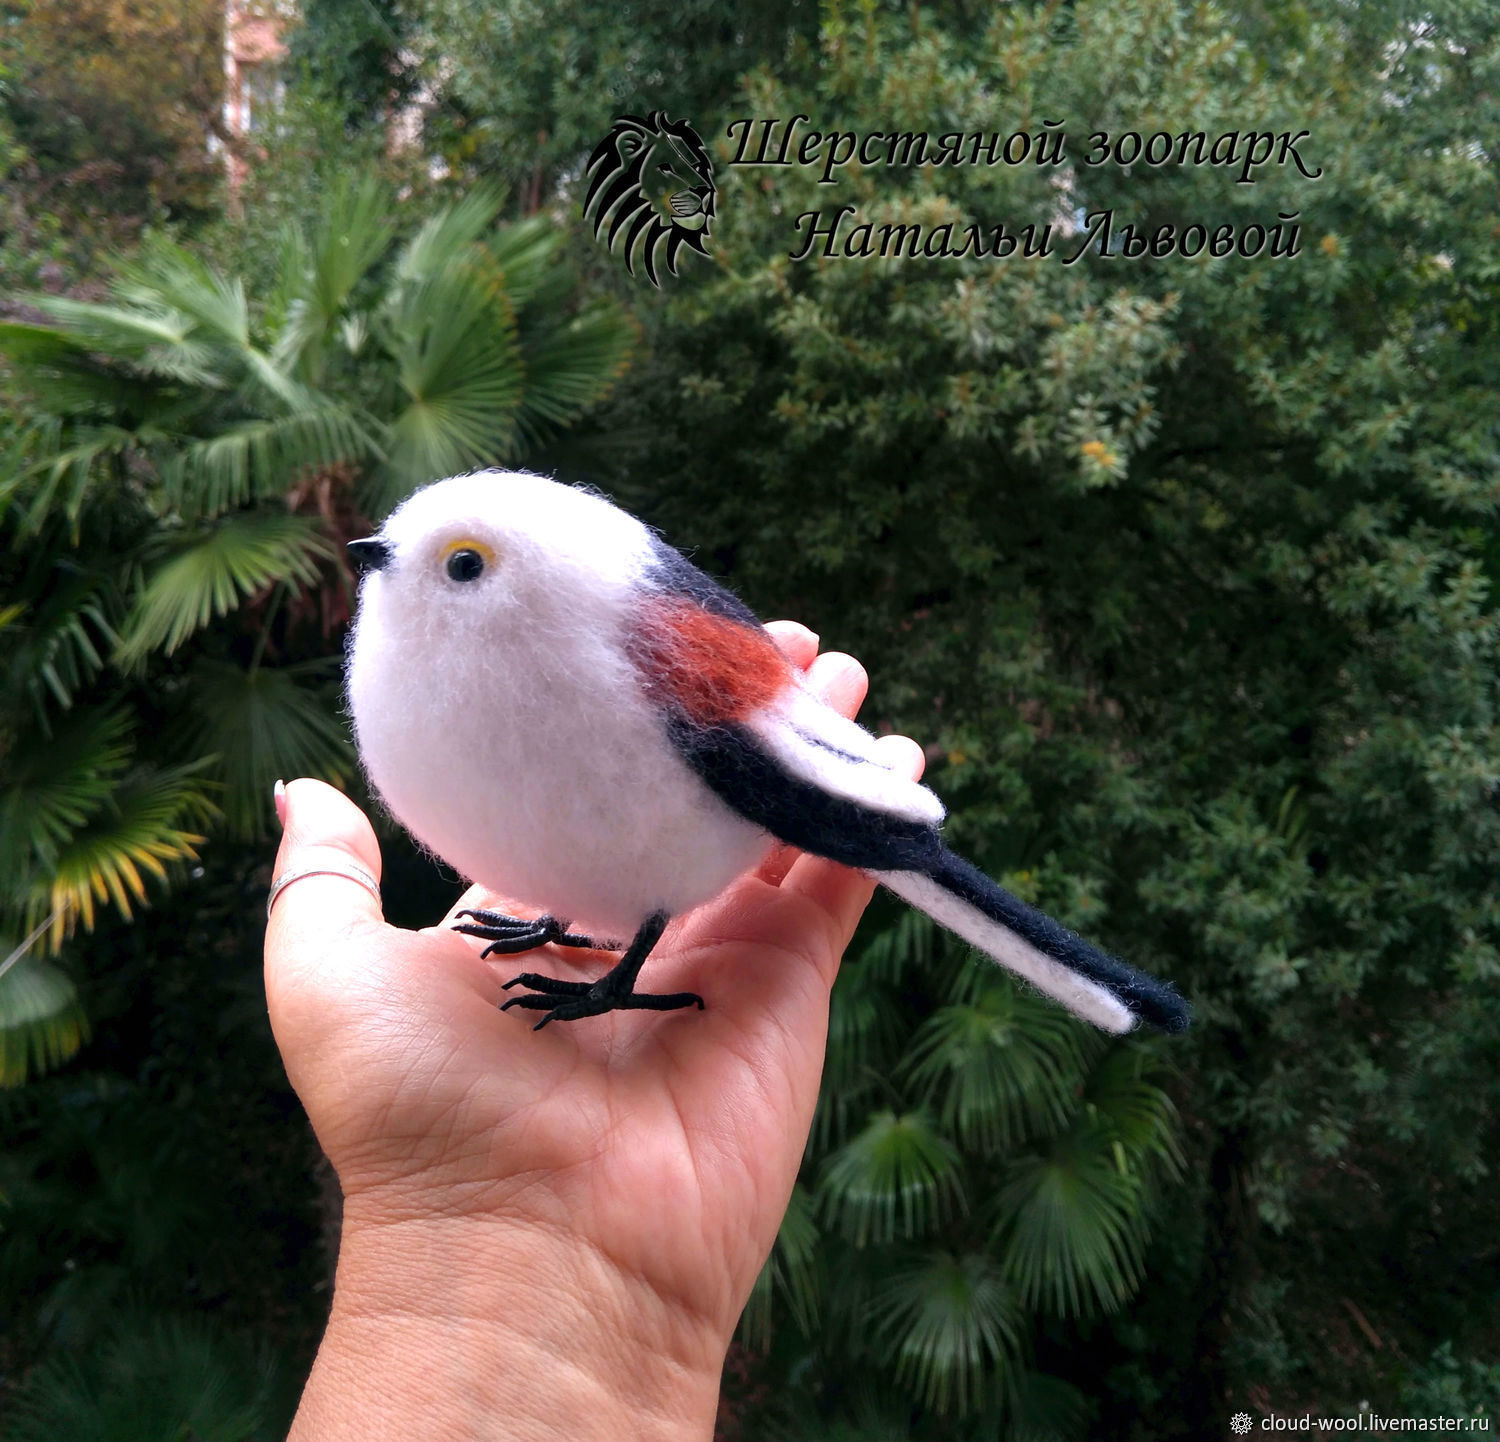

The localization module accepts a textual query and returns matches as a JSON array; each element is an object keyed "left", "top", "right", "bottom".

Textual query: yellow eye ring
[{"left": 442, "top": 538, "right": 495, "bottom": 583}]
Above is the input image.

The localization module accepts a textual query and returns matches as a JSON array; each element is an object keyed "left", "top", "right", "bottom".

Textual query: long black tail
[{"left": 872, "top": 847, "right": 1190, "bottom": 1035}]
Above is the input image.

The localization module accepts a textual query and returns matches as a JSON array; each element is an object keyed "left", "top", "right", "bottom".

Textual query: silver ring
[{"left": 267, "top": 862, "right": 382, "bottom": 918}]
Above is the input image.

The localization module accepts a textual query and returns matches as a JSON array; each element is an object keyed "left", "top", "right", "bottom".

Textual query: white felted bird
[{"left": 345, "top": 470, "right": 1189, "bottom": 1036}]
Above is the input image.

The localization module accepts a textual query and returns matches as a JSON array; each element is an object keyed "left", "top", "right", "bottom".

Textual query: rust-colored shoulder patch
[{"left": 631, "top": 596, "right": 792, "bottom": 725}]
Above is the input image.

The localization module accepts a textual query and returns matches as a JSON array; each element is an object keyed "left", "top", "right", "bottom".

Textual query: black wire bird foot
[
  {"left": 496, "top": 912, "right": 703, "bottom": 1030},
  {"left": 500, "top": 980, "right": 706, "bottom": 1029},
  {"left": 452, "top": 910, "right": 601, "bottom": 959}
]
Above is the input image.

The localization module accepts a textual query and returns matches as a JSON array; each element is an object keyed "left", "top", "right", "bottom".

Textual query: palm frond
[
  {"left": 116, "top": 243, "right": 251, "bottom": 348},
  {"left": 871, "top": 1250, "right": 1023, "bottom": 1415},
  {"left": 857, "top": 908, "right": 937, "bottom": 986},
  {"left": 0, "top": 709, "right": 134, "bottom": 886},
  {"left": 1006, "top": 1368, "right": 1093, "bottom": 1442},
  {"left": 0, "top": 334, "right": 143, "bottom": 418},
  {"left": 110, "top": 247, "right": 314, "bottom": 412},
  {"left": 24, "top": 293, "right": 197, "bottom": 359},
  {"left": 820, "top": 1109, "right": 966, "bottom": 1246},
  {"left": 0, "top": 560, "right": 121, "bottom": 717},
  {"left": 275, "top": 172, "right": 396, "bottom": 377},
  {"left": 373, "top": 257, "right": 525, "bottom": 510},
  {"left": 903, "top": 980, "right": 1089, "bottom": 1153},
  {"left": 994, "top": 1117, "right": 1152, "bottom": 1318},
  {"left": 1083, "top": 1046, "right": 1185, "bottom": 1181},
  {"left": 264, "top": 221, "right": 311, "bottom": 339},
  {"left": 31, "top": 767, "right": 217, "bottom": 948},
  {"left": 0, "top": 951, "right": 89, "bottom": 1087},
  {"left": 484, "top": 215, "right": 563, "bottom": 311},
  {"left": 812, "top": 953, "right": 907, "bottom": 1152},
  {"left": 2, "top": 425, "right": 135, "bottom": 533},
  {"left": 0, "top": 319, "right": 85, "bottom": 366},
  {"left": 2, "top": 1312, "right": 279, "bottom": 1442},
  {"left": 513, "top": 300, "right": 637, "bottom": 445},
  {"left": 114, "top": 511, "right": 331, "bottom": 664},
  {"left": 394, "top": 185, "right": 509, "bottom": 287},
  {"left": 165, "top": 405, "right": 380, "bottom": 519},
  {"left": 826, "top": 953, "right": 906, "bottom": 1091},
  {"left": 184, "top": 660, "right": 352, "bottom": 837}
]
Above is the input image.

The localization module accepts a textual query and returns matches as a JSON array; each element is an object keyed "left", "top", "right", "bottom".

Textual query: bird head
[{"left": 347, "top": 470, "right": 652, "bottom": 649}]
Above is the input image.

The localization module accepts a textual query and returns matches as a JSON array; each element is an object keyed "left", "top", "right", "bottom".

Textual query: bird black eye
[{"left": 446, "top": 548, "right": 485, "bottom": 583}]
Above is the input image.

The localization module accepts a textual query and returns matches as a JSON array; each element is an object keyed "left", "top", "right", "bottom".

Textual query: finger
[
  {"left": 754, "top": 653, "right": 871, "bottom": 888},
  {"left": 873, "top": 731, "right": 926, "bottom": 780},
  {"left": 804, "top": 650, "right": 867, "bottom": 719},
  {"left": 765, "top": 619, "right": 819, "bottom": 672},
  {"left": 754, "top": 840, "right": 800, "bottom": 888},
  {"left": 265, "top": 779, "right": 386, "bottom": 960},
  {"left": 780, "top": 732, "right": 927, "bottom": 948}
]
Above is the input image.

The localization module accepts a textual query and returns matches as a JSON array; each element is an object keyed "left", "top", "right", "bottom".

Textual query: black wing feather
[
  {"left": 667, "top": 715, "right": 943, "bottom": 871},
  {"left": 642, "top": 535, "right": 1190, "bottom": 1034},
  {"left": 644, "top": 534, "right": 763, "bottom": 627},
  {"left": 927, "top": 849, "right": 1191, "bottom": 1033},
  {"left": 667, "top": 713, "right": 1189, "bottom": 1034}
]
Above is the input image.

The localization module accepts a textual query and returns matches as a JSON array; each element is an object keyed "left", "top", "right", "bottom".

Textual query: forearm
[{"left": 289, "top": 1210, "right": 727, "bottom": 1442}]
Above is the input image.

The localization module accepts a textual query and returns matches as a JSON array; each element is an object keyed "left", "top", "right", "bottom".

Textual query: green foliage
[
  {"left": 0, "top": 0, "right": 224, "bottom": 283},
  {"left": 0, "top": 866, "right": 325, "bottom": 1429},
  {"left": 3, "top": 0, "right": 1498, "bottom": 1435},
  {"left": 116, "top": 514, "right": 331, "bottom": 663},
  {"left": 1400, "top": 1342, "right": 1500, "bottom": 1421},
  {"left": 821, "top": 1109, "right": 966, "bottom": 1246},
  {"left": 1, "top": 1313, "right": 282, "bottom": 1442},
  {"left": 588, "top": 0, "right": 1500, "bottom": 1427},
  {"left": 286, "top": 0, "right": 424, "bottom": 135},
  {"left": 408, "top": 0, "right": 816, "bottom": 205},
  {"left": 0, "top": 952, "right": 88, "bottom": 1088},
  {"left": 742, "top": 913, "right": 1182, "bottom": 1435},
  {"left": 873, "top": 1250, "right": 1022, "bottom": 1414},
  {"left": 0, "top": 169, "right": 633, "bottom": 1080}
]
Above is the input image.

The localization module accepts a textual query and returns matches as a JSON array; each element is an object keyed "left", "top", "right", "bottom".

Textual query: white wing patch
[{"left": 743, "top": 685, "right": 946, "bottom": 826}]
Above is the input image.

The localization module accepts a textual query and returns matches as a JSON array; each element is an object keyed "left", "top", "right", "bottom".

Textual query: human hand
[{"left": 264, "top": 621, "right": 925, "bottom": 1440}]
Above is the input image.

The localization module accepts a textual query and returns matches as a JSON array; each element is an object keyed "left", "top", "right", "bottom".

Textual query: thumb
[{"left": 265, "top": 778, "right": 385, "bottom": 960}]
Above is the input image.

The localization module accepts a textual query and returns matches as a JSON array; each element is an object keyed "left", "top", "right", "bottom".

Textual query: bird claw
[
  {"left": 452, "top": 910, "right": 601, "bottom": 959},
  {"left": 499, "top": 976, "right": 705, "bottom": 1030}
]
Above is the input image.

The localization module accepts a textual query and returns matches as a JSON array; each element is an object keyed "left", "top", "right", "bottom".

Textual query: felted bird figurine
[{"left": 345, "top": 470, "right": 1189, "bottom": 1035}]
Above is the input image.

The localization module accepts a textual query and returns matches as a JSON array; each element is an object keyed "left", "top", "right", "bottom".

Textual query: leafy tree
[
  {"left": 0, "top": 173, "right": 634, "bottom": 1081},
  {"left": 0, "top": 0, "right": 225, "bottom": 265},
  {"left": 573, "top": 0, "right": 1500, "bottom": 1429},
  {"left": 406, "top": 0, "right": 817, "bottom": 207},
  {"left": 285, "top": 0, "right": 425, "bottom": 136}
]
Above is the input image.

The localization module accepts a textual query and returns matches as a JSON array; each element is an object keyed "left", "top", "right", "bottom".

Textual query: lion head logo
[{"left": 583, "top": 112, "right": 715, "bottom": 287}]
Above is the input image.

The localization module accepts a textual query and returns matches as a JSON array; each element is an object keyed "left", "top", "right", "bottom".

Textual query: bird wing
[
  {"left": 742, "top": 684, "right": 945, "bottom": 827},
  {"left": 628, "top": 538, "right": 1190, "bottom": 1037},
  {"left": 631, "top": 537, "right": 946, "bottom": 868}
]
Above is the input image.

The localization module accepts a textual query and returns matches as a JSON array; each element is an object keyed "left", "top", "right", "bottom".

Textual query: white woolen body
[
  {"left": 346, "top": 471, "right": 1143, "bottom": 1034},
  {"left": 347, "top": 474, "right": 773, "bottom": 939}
]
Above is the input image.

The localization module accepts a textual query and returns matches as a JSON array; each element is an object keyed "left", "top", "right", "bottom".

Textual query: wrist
[{"left": 290, "top": 1205, "right": 728, "bottom": 1441}]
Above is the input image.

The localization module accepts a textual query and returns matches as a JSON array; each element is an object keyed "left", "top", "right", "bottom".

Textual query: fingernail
[{"left": 274, "top": 779, "right": 287, "bottom": 827}]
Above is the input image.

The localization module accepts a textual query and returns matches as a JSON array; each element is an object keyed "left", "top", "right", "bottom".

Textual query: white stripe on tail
[{"left": 871, "top": 868, "right": 1138, "bottom": 1034}]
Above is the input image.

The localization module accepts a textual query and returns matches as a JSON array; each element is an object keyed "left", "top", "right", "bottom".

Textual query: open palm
[{"left": 264, "top": 622, "right": 924, "bottom": 1374}]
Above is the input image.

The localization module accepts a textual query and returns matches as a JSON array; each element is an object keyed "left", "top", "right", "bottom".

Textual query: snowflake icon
[{"left": 1230, "top": 1414, "right": 1254, "bottom": 1436}]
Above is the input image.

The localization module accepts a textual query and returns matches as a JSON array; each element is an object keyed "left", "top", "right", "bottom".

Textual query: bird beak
[{"left": 347, "top": 537, "right": 393, "bottom": 573}]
